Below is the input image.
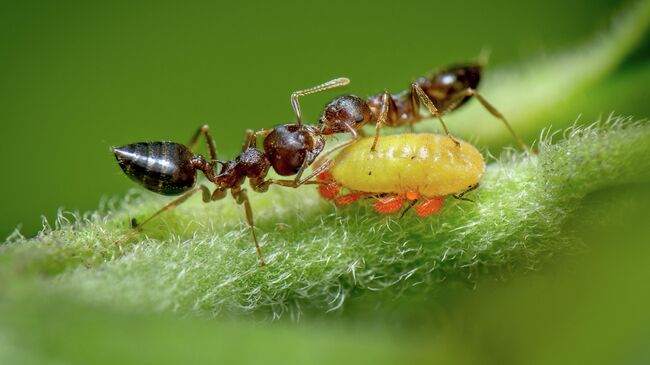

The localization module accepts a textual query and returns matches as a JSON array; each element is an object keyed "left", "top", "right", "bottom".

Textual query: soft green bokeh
[{"left": 0, "top": 0, "right": 638, "bottom": 238}]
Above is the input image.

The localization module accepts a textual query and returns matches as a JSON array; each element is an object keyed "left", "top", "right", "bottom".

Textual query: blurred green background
[
  {"left": 2, "top": 1, "right": 650, "bottom": 364},
  {"left": 0, "top": 0, "right": 641, "bottom": 239}
]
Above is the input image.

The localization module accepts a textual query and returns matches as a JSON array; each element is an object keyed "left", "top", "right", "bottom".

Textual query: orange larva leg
[
  {"left": 319, "top": 182, "right": 341, "bottom": 200},
  {"left": 405, "top": 190, "right": 420, "bottom": 201},
  {"left": 316, "top": 169, "right": 340, "bottom": 200},
  {"left": 374, "top": 195, "right": 406, "bottom": 214},
  {"left": 334, "top": 193, "right": 365, "bottom": 206},
  {"left": 415, "top": 196, "right": 445, "bottom": 217},
  {"left": 317, "top": 170, "right": 333, "bottom": 182}
]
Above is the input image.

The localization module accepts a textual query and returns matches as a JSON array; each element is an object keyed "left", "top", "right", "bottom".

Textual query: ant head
[
  {"left": 263, "top": 124, "right": 325, "bottom": 176},
  {"left": 318, "top": 95, "right": 372, "bottom": 135}
]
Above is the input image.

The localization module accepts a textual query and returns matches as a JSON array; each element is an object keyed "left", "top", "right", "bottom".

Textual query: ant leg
[
  {"left": 211, "top": 186, "right": 228, "bottom": 201},
  {"left": 452, "top": 183, "right": 479, "bottom": 202},
  {"left": 232, "top": 188, "right": 266, "bottom": 266},
  {"left": 253, "top": 128, "right": 275, "bottom": 139},
  {"left": 241, "top": 128, "right": 278, "bottom": 151},
  {"left": 252, "top": 159, "right": 335, "bottom": 191},
  {"left": 295, "top": 158, "right": 334, "bottom": 186},
  {"left": 291, "top": 77, "right": 350, "bottom": 126},
  {"left": 187, "top": 125, "right": 218, "bottom": 162},
  {"left": 411, "top": 83, "right": 461, "bottom": 148},
  {"left": 370, "top": 91, "right": 390, "bottom": 152},
  {"left": 312, "top": 124, "right": 360, "bottom": 168},
  {"left": 114, "top": 184, "right": 212, "bottom": 249},
  {"left": 241, "top": 129, "right": 257, "bottom": 150},
  {"left": 451, "top": 88, "right": 529, "bottom": 151},
  {"left": 471, "top": 91, "right": 529, "bottom": 151}
]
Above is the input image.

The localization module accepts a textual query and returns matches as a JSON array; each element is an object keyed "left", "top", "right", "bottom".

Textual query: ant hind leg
[
  {"left": 411, "top": 83, "right": 461, "bottom": 148},
  {"left": 370, "top": 91, "right": 391, "bottom": 152},
  {"left": 451, "top": 88, "right": 529, "bottom": 152},
  {"left": 232, "top": 188, "right": 267, "bottom": 266},
  {"left": 188, "top": 125, "right": 218, "bottom": 162},
  {"left": 114, "top": 184, "right": 212, "bottom": 249}
]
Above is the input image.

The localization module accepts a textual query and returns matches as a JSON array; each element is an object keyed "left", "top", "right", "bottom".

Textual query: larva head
[{"left": 318, "top": 95, "right": 372, "bottom": 135}]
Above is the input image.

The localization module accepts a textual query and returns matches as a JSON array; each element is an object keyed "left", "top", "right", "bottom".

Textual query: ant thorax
[{"left": 216, "top": 148, "right": 270, "bottom": 188}]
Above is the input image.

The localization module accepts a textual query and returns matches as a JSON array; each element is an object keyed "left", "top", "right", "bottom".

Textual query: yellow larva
[{"left": 330, "top": 133, "right": 484, "bottom": 197}]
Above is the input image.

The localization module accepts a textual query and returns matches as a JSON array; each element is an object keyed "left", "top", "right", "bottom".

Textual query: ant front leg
[
  {"left": 241, "top": 129, "right": 258, "bottom": 150},
  {"left": 370, "top": 90, "right": 390, "bottom": 152},
  {"left": 188, "top": 125, "right": 218, "bottom": 162},
  {"left": 232, "top": 188, "right": 266, "bottom": 266},
  {"left": 291, "top": 77, "right": 350, "bottom": 126},
  {"left": 449, "top": 88, "right": 529, "bottom": 152},
  {"left": 313, "top": 124, "right": 360, "bottom": 166},
  {"left": 240, "top": 128, "right": 277, "bottom": 151},
  {"left": 114, "top": 184, "right": 213, "bottom": 249},
  {"left": 252, "top": 159, "right": 335, "bottom": 191},
  {"left": 411, "top": 83, "right": 461, "bottom": 148}
]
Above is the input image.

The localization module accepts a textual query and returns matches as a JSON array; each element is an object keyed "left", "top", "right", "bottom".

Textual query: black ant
[
  {"left": 112, "top": 78, "right": 361, "bottom": 266},
  {"left": 313, "top": 62, "right": 529, "bottom": 152},
  {"left": 113, "top": 123, "right": 333, "bottom": 266}
]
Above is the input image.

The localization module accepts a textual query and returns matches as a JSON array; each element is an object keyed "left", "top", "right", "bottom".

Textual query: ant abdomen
[
  {"left": 424, "top": 64, "right": 481, "bottom": 111},
  {"left": 113, "top": 142, "right": 197, "bottom": 195}
]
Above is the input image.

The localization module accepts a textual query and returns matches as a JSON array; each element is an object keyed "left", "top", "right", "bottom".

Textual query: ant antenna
[
  {"left": 477, "top": 47, "right": 492, "bottom": 67},
  {"left": 291, "top": 77, "right": 350, "bottom": 127}
]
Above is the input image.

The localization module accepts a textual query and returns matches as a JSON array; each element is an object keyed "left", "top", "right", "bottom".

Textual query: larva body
[
  {"left": 330, "top": 133, "right": 484, "bottom": 197},
  {"left": 318, "top": 133, "right": 484, "bottom": 217}
]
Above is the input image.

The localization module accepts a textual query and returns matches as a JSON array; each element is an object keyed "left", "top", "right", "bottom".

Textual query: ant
[
  {"left": 112, "top": 124, "right": 333, "bottom": 266},
  {"left": 112, "top": 77, "right": 362, "bottom": 266},
  {"left": 312, "top": 62, "right": 529, "bottom": 152}
]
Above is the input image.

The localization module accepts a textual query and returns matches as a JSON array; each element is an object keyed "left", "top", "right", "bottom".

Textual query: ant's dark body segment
[{"left": 113, "top": 125, "right": 330, "bottom": 266}]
